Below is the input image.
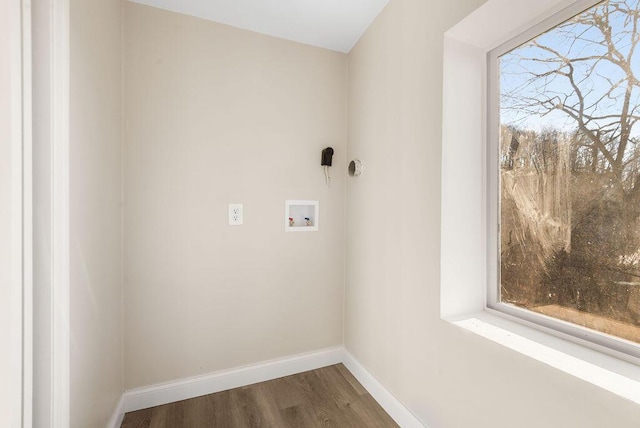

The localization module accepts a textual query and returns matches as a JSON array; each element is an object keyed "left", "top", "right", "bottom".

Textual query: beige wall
[
  {"left": 345, "top": 0, "right": 640, "bottom": 427},
  {"left": 123, "top": 3, "right": 347, "bottom": 389},
  {"left": 69, "top": 0, "right": 124, "bottom": 426}
]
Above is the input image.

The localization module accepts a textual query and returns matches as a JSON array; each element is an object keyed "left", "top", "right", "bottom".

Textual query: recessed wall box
[{"left": 285, "top": 200, "right": 319, "bottom": 232}]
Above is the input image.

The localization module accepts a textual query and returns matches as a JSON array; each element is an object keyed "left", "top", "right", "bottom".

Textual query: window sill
[{"left": 447, "top": 311, "right": 640, "bottom": 405}]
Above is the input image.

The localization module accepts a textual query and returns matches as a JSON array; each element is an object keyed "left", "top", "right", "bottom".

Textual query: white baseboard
[
  {"left": 107, "top": 395, "right": 124, "bottom": 428},
  {"left": 342, "top": 350, "right": 426, "bottom": 428},
  {"left": 121, "top": 346, "right": 344, "bottom": 414},
  {"left": 109, "top": 346, "right": 424, "bottom": 428}
]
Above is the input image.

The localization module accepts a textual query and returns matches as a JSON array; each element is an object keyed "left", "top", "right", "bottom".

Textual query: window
[{"left": 489, "top": 0, "right": 640, "bottom": 358}]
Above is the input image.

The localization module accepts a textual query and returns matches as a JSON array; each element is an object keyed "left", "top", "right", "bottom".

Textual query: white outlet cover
[{"left": 228, "top": 204, "right": 243, "bottom": 225}]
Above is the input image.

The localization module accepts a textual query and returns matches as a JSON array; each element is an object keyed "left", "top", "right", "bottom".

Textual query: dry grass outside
[{"left": 532, "top": 304, "right": 640, "bottom": 344}]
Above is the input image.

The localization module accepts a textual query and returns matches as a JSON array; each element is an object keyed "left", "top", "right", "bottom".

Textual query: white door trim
[
  {"left": 51, "top": 0, "right": 70, "bottom": 426},
  {"left": 21, "top": 0, "right": 33, "bottom": 426},
  {"left": 7, "top": 0, "right": 24, "bottom": 426}
]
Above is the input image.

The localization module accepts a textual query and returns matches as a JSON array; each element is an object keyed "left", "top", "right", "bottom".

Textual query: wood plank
[
  {"left": 316, "top": 365, "right": 360, "bottom": 408},
  {"left": 181, "top": 395, "right": 214, "bottom": 428},
  {"left": 149, "top": 402, "right": 183, "bottom": 428},
  {"left": 297, "top": 370, "right": 366, "bottom": 427},
  {"left": 260, "top": 376, "right": 305, "bottom": 410},
  {"left": 229, "top": 386, "right": 263, "bottom": 427},
  {"left": 336, "top": 363, "right": 368, "bottom": 396},
  {"left": 351, "top": 393, "right": 399, "bottom": 428},
  {"left": 120, "top": 407, "right": 152, "bottom": 428},
  {"left": 248, "top": 382, "right": 289, "bottom": 427},
  {"left": 281, "top": 404, "right": 320, "bottom": 428},
  {"left": 206, "top": 389, "right": 234, "bottom": 427}
]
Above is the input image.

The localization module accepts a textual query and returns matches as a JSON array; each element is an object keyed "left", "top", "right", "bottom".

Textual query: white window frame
[
  {"left": 486, "top": 0, "right": 640, "bottom": 362},
  {"left": 442, "top": 0, "right": 640, "bottom": 405}
]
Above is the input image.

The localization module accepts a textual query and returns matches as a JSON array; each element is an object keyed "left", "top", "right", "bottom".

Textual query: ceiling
[{"left": 128, "top": 0, "right": 390, "bottom": 53}]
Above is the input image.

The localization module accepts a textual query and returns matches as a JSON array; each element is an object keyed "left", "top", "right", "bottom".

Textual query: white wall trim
[
  {"left": 120, "top": 346, "right": 344, "bottom": 415},
  {"left": 109, "top": 347, "right": 424, "bottom": 428},
  {"left": 342, "top": 350, "right": 426, "bottom": 428},
  {"left": 107, "top": 395, "right": 124, "bottom": 428}
]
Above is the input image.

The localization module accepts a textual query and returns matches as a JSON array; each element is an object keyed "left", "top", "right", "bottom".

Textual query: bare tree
[
  {"left": 499, "top": 0, "right": 640, "bottom": 321},
  {"left": 501, "top": 0, "right": 640, "bottom": 192}
]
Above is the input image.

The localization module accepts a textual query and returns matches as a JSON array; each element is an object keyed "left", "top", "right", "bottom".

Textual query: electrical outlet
[{"left": 228, "top": 204, "right": 243, "bottom": 225}]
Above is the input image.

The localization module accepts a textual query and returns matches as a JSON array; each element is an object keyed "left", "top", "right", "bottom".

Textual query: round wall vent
[{"left": 348, "top": 159, "right": 363, "bottom": 177}]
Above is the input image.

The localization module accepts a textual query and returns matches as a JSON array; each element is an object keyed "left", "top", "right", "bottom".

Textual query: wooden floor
[{"left": 121, "top": 364, "right": 398, "bottom": 428}]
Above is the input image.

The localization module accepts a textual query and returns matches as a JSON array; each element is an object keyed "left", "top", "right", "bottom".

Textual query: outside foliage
[{"left": 500, "top": 0, "right": 640, "bottom": 343}]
